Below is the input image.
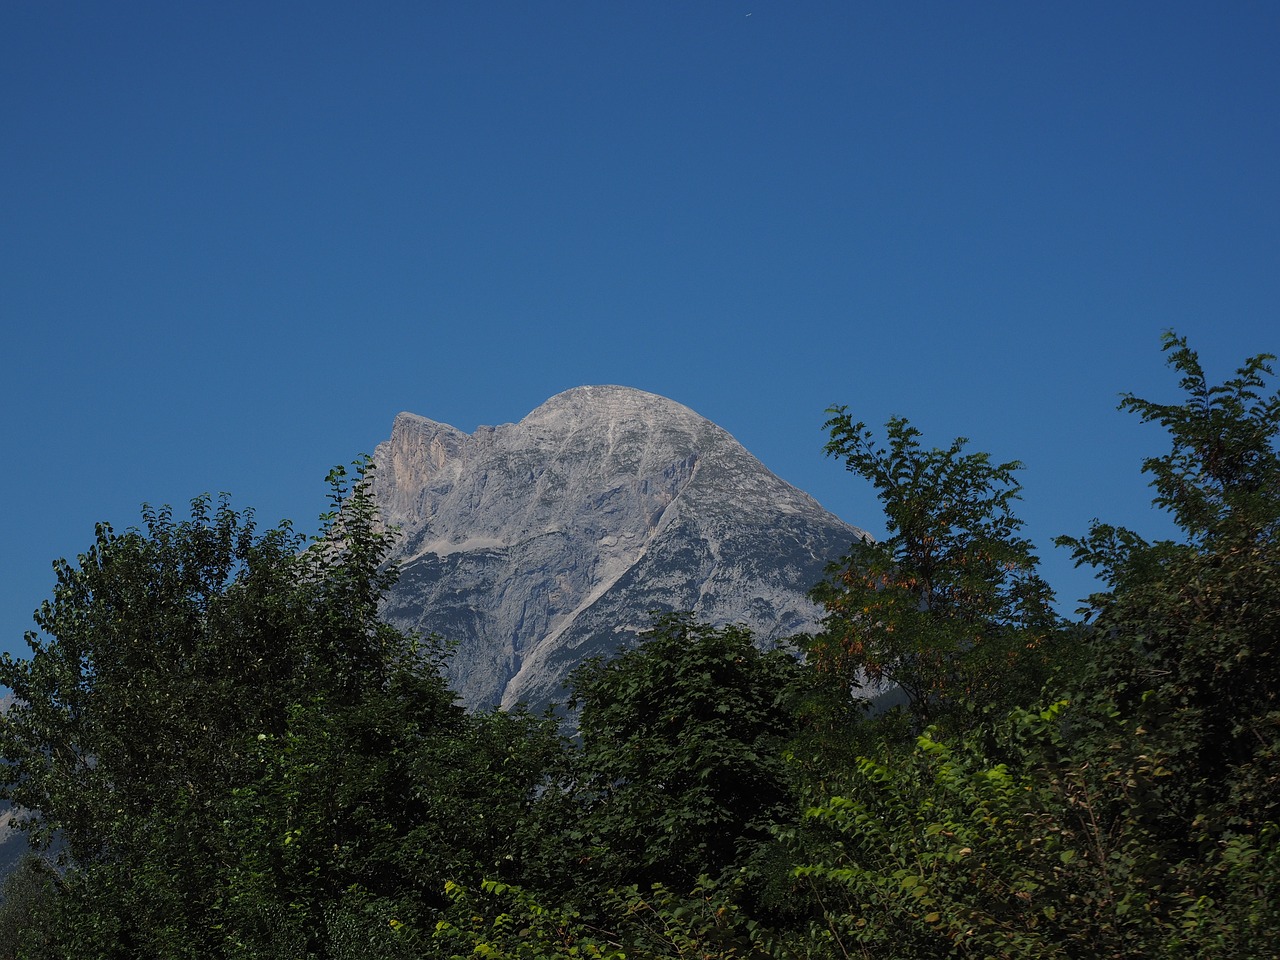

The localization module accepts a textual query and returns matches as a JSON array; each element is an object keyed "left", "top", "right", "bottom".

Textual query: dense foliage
[
  {"left": 1, "top": 332, "right": 1276, "bottom": 958},
  {"left": 808, "top": 410, "right": 1063, "bottom": 732},
  {"left": 0, "top": 464, "right": 558, "bottom": 958}
]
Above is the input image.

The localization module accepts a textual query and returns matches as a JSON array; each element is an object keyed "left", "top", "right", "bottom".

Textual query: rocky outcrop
[{"left": 372, "top": 386, "right": 866, "bottom": 711}]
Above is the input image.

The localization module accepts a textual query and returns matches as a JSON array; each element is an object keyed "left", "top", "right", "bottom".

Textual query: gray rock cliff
[{"left": 371, "top": 386, "right": 866, "bottom": 711}]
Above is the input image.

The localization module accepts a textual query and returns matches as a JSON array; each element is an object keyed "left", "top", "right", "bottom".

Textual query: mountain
[{"left": 371, "top": 385, "right": 866, "bottom": 711}]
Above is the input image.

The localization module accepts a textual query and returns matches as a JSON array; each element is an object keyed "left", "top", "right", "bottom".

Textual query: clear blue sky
[{"left": 3, "top": 2, "right": 1277, "bottom": 661}]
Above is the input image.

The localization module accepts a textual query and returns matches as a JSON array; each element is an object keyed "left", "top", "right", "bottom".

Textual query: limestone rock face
[{"left": 372, "top": 386, "right": 866, "bottom": 711}]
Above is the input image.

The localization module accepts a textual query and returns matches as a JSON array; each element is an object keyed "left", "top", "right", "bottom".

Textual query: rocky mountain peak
[{"left": 372, "top": 388, "right": 865, "bottom": 710}]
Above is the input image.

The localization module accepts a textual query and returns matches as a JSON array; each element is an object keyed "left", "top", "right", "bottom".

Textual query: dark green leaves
[
  {"left": 0, "top": 460, "right": 480, "bottom": 957},
  {"left": 564, "top": 614, "right": 802, "bottom": 893},
  {"left": 810, "top": 411, "right": 1061, "bottom": 730},
  {"left": 1120, "top": 331, "right": 1280, "bottom": 546}
]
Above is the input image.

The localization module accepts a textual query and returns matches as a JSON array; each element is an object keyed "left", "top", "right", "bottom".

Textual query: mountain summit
[{"left": 371, "top": 386, "right": 866, "bottom": 710}]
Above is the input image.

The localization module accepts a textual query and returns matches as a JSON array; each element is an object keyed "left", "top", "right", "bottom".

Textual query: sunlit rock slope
[{"left": 371, "top": 386, "right": 866, "bottom": 711}]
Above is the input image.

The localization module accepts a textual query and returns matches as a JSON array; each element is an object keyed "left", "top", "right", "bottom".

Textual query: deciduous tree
[
  {"left": 0, "top": 462, "right": 480, "bottom": 957},
  {"left": 809, "top": 413, "right": 1061, "bottom": 732},
  {"left": 563, "top": 614, "right": 803, "bottom": 894},
  {"left": 1059, "top": 332, "right": 1280, "bottom": 841}
]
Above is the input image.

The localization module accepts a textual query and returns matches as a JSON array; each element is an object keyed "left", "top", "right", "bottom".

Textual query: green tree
[
  {"left": 0, "top": 461, "right": 480, "bottom": 957},
  {"left": 793, "top": 701, "right": 1280, "bottom": 960},
  {"left": 561, "top": 614, "right": 803, "bottom": 896},
  {"left": 0, "top": 853, "right": 58, "bottom": 960},
  {"left": 217, "top": 676, "right": 564, "bottom": 957},
  {"left": 786, "top": 333, "right": 1280, "bottom": 959},
  {"left": 0, "top": 488, "right": 317, "bottom": 958},
  {"left": 432, "top": 876, "right": 782, "bottom": 960},
  {"left": 809, "top": 413, "right": 1062, "bottom": 733},
  {"left": 1058, "top": 332, "right": 1280, "bottom": 845}
]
